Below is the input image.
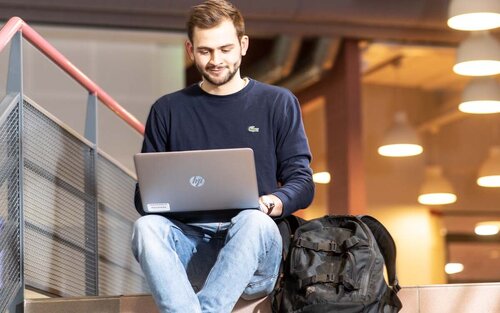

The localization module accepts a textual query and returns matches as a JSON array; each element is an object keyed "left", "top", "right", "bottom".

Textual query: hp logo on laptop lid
[{"left": 190, "top": 176, "right": 205, "bottom": 187}]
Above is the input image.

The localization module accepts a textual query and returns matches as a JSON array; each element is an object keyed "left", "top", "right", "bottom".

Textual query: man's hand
[{"left": 259, "top": 194, "right": 283, "bottom": 217}]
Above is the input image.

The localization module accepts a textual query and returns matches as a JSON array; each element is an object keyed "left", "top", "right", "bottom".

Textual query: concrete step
[
  {"left": 24, "top": 283, "right": 500, "bottom": 313},
  {"left": 24, "top": 294, "right": 270, "bottom": 313}
]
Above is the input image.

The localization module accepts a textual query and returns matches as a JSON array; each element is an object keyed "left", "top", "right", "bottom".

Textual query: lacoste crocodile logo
[{"left": 248, "top": 126, "right": 259, "bottom": 133}]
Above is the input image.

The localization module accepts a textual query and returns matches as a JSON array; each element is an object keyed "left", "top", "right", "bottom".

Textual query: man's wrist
[
  {"left": 260, "top": 195, "right": 274, "bottom": 214},
  {"left": 264, "top": 197, "right": 275, "bottom": 214},
  {"left": 259, "top": 194, "right": 283, "bottom": 216}
]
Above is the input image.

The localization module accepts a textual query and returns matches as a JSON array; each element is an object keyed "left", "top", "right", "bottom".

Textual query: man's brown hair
[{"left": 187, "top": 0, "right": 245, "bottom": 42}]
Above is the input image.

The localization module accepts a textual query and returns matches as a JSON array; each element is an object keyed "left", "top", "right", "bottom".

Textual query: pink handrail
[{"left": 0, "top": 17, "right": 145, "bottom": 135}]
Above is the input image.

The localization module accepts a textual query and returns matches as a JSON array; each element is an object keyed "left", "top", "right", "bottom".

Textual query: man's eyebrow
[{"left": 196, "top": 44, "right": 235, "bottom": 50}]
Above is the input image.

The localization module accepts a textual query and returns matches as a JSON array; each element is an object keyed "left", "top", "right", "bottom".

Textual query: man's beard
[{"left": 197, "top": 60, "right": 241, "bottom": 86}]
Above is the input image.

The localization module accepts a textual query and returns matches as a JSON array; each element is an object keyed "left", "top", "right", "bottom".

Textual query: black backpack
[{"left": 272, "top": 215, "right": 403, "bottom": 313}]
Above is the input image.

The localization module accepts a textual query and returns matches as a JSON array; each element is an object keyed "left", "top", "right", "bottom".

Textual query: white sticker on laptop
[{"left": 147, "top": 203, "right": 171, "bottom": 212}]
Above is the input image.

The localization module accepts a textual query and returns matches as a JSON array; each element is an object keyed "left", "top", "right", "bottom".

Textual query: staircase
[
  {"left": 23, "top": 283, "right": 500, "bottom": 313},
  {"left": 24, "top": 294, "right": 270, "bottom": 313}
]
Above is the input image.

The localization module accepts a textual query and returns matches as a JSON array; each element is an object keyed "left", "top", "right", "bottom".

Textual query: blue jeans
[{"left": 131, "top": 209, "right": 282, "bottom": 313}]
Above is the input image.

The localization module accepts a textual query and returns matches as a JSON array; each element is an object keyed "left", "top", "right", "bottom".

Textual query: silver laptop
[{"left": 134, "top": 148, "right": 259, "bottom": 217}]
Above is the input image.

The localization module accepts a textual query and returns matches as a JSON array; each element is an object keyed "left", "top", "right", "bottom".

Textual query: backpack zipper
[
  {"left": 346, "top": 251, "right": 357, "bottom": 287},
  {"left": 357, "top": 218, "right": 376, "bottom": 297}
]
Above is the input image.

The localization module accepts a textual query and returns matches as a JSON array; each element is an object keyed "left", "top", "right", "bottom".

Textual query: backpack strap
[
  {"left": 277, "top": 215, "right": 305, "bottom": 259},
  {"left": 295, "top": 238, "right": 343, "bottom": 254},
  {"left": 298, "top": 273, "right": 340, "bottom": 289},
  {"left": 298, "top": 273, "right": 359, "bottom": 291},
  {"left": 359, "top": 215, "right": 401, "bottom": 292},
  {"left": 294, "top": 236, "right": 361, "bottom": 253},
  {"left": 271, "top": 215, "right": 306, "bottom": 313}
]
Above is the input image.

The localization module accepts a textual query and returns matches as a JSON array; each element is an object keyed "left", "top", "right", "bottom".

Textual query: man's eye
[
  {"left": 199, "top": 50, "right": 209, "bottom": 55},
  {"left": 221, "top": 49, "right": 231, "bottom": 53}
]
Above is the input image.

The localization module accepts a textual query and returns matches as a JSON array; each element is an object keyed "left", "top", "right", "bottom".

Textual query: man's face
[{"left": 186, "top": 19, "right": 248, "bottom": 87}]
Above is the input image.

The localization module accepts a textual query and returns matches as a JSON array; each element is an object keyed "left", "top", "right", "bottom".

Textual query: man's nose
[{"left": 210, "top": 51, "right": 222, "bottom": 64}]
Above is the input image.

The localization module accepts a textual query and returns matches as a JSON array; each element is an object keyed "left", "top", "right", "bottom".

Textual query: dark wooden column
[{"left": 297, "top": 39, "right": 366, "bottom": 215}]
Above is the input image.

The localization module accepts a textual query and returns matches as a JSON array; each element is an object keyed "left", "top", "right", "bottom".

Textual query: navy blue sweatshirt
[{"left": 134, "top": 78, "right": 314, "bottom": 217}]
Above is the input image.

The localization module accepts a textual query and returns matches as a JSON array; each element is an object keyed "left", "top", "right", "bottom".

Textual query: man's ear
[
  {"left": 240, "top": 35, "right": 249, "bottom": 56},
  {"left": 185, "top": 40, "right": 194, "bottom": 61}
]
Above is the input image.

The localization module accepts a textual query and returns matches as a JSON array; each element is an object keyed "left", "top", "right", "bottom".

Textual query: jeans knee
[
  {"left": 234, "top": 210, "right": 278, "bottom": 232},
  {"left": 131, "top": 215, "right": 173, "bottom": 257},
  {"left": 133, "top": 215, "right": 167, "bottom": 236},
  {"left": 231, "top": 210, "right": 282, "bottom": 250}
]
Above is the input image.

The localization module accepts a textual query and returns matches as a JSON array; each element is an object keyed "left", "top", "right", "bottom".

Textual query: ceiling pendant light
[
  {"left": 459, "top": 77, "right": 500, "bottom": 114},
  {"left": 475, "top": 221, "right": 500, "bottom": 236},
  {"left": 313, "top": 171, "right": 331, "bottom": 184},
  {"left": 418, "top": 165, "right": 457, "bottom": 205},
  {"left": 477, "top": 146, "right": 500, "bottom": 187},
  {"left": 378, "top": 111, "right": 423, "bottom": 157},
  {"left": 445, "top": 263, "right": 464, "bottom": 275},
  {"left": 453, "top": 31, "right": 500, "bottom": 76},
  {"left": 447, "top": 0, "right": 500, "bottom": 31}
]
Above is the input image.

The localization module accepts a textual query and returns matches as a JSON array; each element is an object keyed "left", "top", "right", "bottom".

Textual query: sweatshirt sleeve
[
  {"left": 272, "top": 93, "right": 315, "bottom": 216},
  {"left": 134, "top": 102, "right": 169, "bottom": 216},
  {"left": 140, "top": 103, "right": 168, "bottom": 154}
]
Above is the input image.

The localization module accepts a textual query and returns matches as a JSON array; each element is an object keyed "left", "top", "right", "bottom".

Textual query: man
[{"left": 131, "top": 1, "right": 314, "bottom": 312}]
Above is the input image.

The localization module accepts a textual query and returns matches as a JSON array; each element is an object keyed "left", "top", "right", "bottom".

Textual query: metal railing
[
  {"left": 0, "top": 17, "right": 145, "bottom": 135},
  {"left": 0, "top": 17, "right": 148, "bottom": 312}
]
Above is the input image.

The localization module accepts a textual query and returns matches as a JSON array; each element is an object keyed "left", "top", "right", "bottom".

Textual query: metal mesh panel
[
  {"left": 23, "top": 102, "right": 98, "bottom": 296},
  {"left": 0, "top": 104, "right": 21, "bottom": 312},
  {"left": 0, "top": 98, "right": 147, "bottom": 299},
  {"left": 97, "top": 155, "right": 148, "bottom": 295}
]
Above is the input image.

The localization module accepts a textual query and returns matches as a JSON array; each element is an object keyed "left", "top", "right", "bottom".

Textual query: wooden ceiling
[
  {"left": 0, "top": 0, "right": 471, "bottom": 43},
  {"left": 362, "top": 42, "right": 470, "bottom": 91}
]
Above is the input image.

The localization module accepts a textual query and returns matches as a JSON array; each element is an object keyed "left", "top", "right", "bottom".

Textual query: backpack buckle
[
  {"left": 329, "top": 241, "right": 339, "bottom": 253},
  {"left": 326, "top": 274, "right": 336, "bottom": 282},
  {"left": 392, "top": 279, "right": 401, "bottom": 292}
]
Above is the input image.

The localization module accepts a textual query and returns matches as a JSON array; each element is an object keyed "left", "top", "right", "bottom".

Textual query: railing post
[
  {"left": 7, "top": 31, "right": 24, "bottom": 313},
  {"left": 7, "top": 33, "right": 23, "bottom": 95},
  {"left": 84, "top": 93, "right": 99, "bottom": 295},
  {"left": 85, "top": 93, "right": 98, "bottom": 145}
]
